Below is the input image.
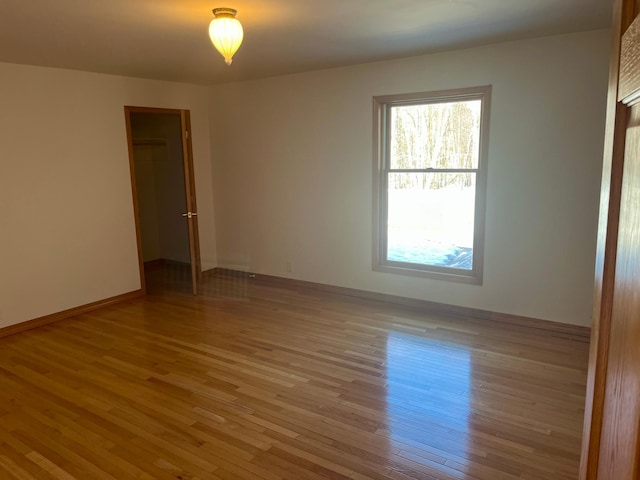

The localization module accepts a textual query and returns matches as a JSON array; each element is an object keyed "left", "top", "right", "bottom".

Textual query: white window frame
[{"left": 372, "top": 85, "right": 491, "bottom": 284}]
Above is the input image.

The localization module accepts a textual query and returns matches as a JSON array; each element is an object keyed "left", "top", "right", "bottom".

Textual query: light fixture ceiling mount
[{"left": 208, "top": 7, "right": 244, "bottom": 66}]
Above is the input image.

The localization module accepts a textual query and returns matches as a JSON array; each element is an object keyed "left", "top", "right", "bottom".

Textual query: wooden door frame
[
  {"left": 580, "top": 0, "right": 639, "bottom": 477},
  {"left": 123, "top": 106, "right": 201, "bottom": 295}
]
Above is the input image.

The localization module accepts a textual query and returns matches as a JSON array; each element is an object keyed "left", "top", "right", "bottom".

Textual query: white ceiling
[{"left": 0, "top": 0, "right": 612, "bottom": 85}]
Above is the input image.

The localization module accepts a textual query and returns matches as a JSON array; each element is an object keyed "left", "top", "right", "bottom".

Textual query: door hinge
[{"left": 185, "top": 130, "right": 189, "bottom": 139}]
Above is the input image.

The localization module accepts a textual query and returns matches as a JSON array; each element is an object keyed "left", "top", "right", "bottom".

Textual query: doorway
[{"left": 124, "top": 107, "right": 200, "bottom": 295}]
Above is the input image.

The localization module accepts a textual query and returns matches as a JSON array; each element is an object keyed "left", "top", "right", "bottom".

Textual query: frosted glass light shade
[{"left": 209, "top": 8, "right": 243, "bottom": 66}]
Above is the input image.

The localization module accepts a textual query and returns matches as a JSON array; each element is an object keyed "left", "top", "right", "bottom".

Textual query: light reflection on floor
[{"left": 385, "top": 331, "right": 471, "bottom": 460}]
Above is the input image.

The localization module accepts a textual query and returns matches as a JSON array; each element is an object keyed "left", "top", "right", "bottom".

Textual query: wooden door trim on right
[
  {"left": 580, "top": 1, "right": 640, "bottom": 478},
  {"left": 180, "top": 110, "right": 201, "bottom": 295}
]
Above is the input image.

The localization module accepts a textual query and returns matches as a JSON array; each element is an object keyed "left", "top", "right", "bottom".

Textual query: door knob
[{"left": 181, "top": 212, "right": 198, "bottom": 219}]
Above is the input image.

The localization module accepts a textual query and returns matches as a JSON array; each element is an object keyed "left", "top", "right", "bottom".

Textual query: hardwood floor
[{"left": 0, "top": 267, "right": 589, "bottom": 479}]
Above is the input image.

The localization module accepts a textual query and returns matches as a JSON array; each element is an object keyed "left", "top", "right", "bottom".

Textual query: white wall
[
  {"left": 209, "top": 29, "right": 610, "bottom": 326},
  {"left": 0, "top": 62, "right": 216, "bottom": 329}
]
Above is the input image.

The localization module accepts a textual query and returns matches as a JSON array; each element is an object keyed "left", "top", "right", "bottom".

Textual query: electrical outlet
[{"left": 286, "top": 261, "right": 293, "bottom": 273}]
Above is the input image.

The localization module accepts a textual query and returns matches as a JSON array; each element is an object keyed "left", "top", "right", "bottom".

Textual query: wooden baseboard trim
[
  {"left": 144, "top": 259, "right": 191, "bottom": 269},
  {"left": 143, "top": 259, "right": 166, "bottom": 269},
  {"left": 0, "top": 289, "right": 145, "bottom": 339},
  {"left": 213, "top": 268, "right": 591, "bottom": 339}
]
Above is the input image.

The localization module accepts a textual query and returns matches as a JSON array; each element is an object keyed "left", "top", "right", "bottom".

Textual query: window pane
[
  {"left": 390, "top": 100, "right": 482, "bottom": 170},
  {"left": 387, "top": 173, "right": 476, "bottom": 270}
]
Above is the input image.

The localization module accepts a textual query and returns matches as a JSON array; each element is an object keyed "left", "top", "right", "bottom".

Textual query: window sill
[{"left": 373, "top": 261, "right": 483, "bottom": 285}]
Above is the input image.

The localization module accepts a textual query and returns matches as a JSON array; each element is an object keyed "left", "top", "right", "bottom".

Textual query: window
[{"left": 373, "top": 86, "right": 491, "bottom": 284}]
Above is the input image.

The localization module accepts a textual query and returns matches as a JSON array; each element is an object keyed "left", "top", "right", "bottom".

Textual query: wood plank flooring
[{"left": 0, "top": 267, "right": 590, "bottom": 479}]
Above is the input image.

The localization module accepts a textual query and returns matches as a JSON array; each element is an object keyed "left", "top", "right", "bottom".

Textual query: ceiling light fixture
[{"left": 208, "top": 7, "right": 243, "bottom": 66}]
